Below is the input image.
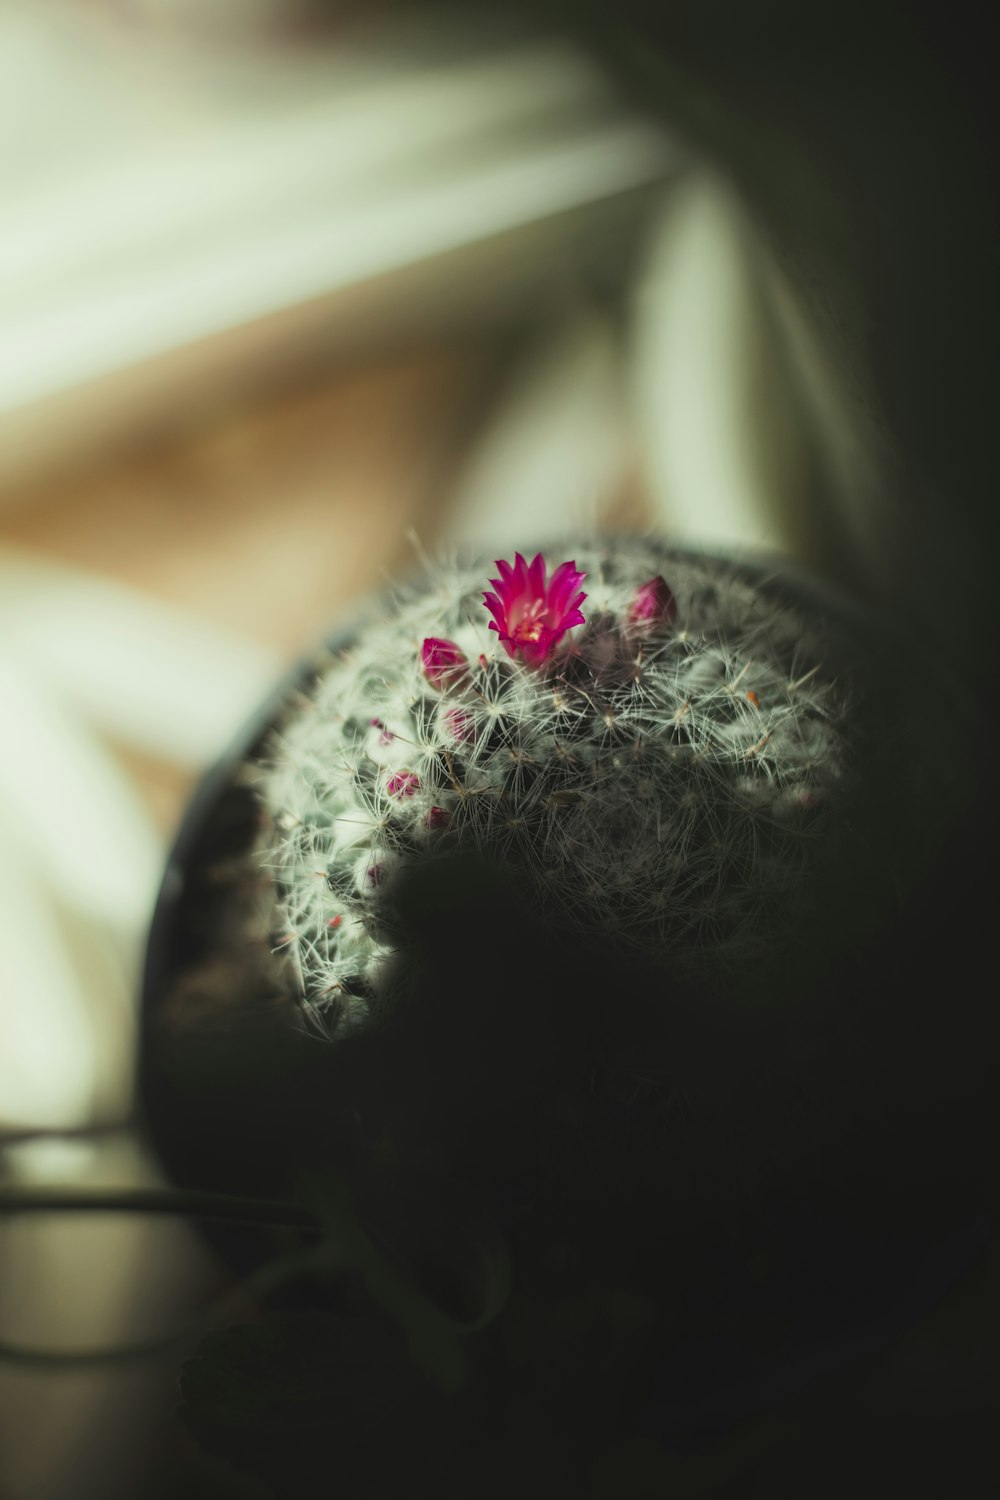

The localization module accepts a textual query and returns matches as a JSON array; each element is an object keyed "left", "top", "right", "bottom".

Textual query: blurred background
[{"left": 0, "top": 1, "right": 995, "bottom": 1495}]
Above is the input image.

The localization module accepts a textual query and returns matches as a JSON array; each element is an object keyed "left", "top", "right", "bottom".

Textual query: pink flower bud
[
  {"left": 441, "top": 706, "right": 476, "bottom": 744},
  {"left": 628, "top": 575, "right": 677, "bottom": 628},
  {"left": 386, "top": 770, "right": 420, "bottom": 798},
  {"left": 421, "top": 637, "right": 469, "bottom": 689},
  {"left": 426, "top": 805, "right": 451, "bottom": 830}
]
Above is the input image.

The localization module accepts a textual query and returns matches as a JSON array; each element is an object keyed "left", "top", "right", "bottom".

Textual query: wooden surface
[
  {"left": 1, "top": 344, "right": 498, "bottom": 644},
  {"left": 0, "top": 339, "right": 505, "bottom": 833}
]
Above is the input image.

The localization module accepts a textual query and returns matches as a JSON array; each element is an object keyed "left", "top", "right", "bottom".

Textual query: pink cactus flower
[
  {"left": 426, "top": 805, "right": 451, "bottom": 830},
  {"left": 421, "top": 637, "right": 469, "bottom": 688},
  {"left": 628, "top": 575, "right": 677, "bottom": 629},
  {"left": 482, "top": 553, "right": 587, "bottom": 666}
]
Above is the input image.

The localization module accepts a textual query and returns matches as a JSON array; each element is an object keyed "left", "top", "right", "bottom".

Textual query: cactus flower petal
[
  {"left": 628, "top": 575, "right": 677, "bottom": 628},
  {"left": 483, "top": 552, "right": 587, "bottom": 666}
]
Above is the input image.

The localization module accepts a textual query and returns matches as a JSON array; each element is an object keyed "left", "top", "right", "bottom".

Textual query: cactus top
[{"left": 256, "top": 536, "right": 855, "bottom": 1039}]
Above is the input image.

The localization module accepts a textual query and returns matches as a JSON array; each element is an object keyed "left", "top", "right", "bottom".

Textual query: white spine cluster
[{"left": 255, "top": 537, "right": 853, "bottom": 1038}]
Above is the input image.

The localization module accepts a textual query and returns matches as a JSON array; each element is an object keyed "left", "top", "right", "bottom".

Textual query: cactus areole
[{"left": 253, "top": 537, "right": 858, "bottom": 1040}]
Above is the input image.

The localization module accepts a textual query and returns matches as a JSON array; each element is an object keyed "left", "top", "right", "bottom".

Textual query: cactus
[{"left": 254, "top": 536, "right": 857, "bottom": 1040}]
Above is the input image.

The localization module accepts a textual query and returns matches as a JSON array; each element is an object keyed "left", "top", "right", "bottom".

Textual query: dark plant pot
[{"left": 138, "top": 541, "right": 995, "bottom": 1477}]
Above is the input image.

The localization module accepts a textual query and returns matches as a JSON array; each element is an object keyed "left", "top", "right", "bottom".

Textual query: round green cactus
[{"left": 254, "top": 536, "right": 860, "bottom": 1038}]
